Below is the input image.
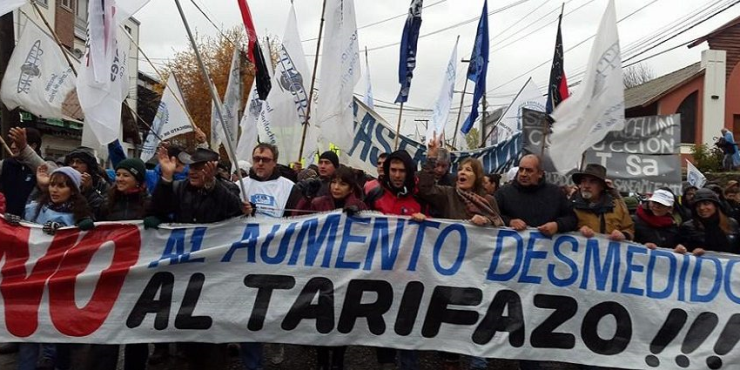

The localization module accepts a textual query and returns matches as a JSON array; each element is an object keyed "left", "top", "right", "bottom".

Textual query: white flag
[
  {"left": 363, "top": 48, "right": 374, "bottom": 109},
  {"left": 0, "top": 0, "right": 26, "bottom": 18},
  {"left": 140, "top": 75, "right": 193, "bottom": 162},
  {"left": 496, "top": 77, "right": 546, "bottom": 143},
  {"left": 1, "top": 20, "right": 78, "bottom": 119},
  {"left": 427, "top": 38, "right": 458, "bottom": 144},
  {"left": 212, "top": 46, "right": 242, "bottom": 157},
  {"left": 77, "top": 1, "right": 130, "bottom": 145},
  {"left": 256, "top": 5, "right": 318, "bottom": 164},
  {"left": 236, "top": 82, "right": 261, "bottom": 164},
  {"left": 686, "top": 160, "right": 707, "bottom": 188},
  {"left": 548, "top": 0, "right": 624, "bottom": 173},
  {"left": 315, "top": 0, "right": 361, "bottom": 154}
]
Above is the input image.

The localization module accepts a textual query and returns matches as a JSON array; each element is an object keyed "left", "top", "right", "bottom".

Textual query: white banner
[
  {"left": 363, "top": 47, "right": 374, "bottom": 110},
  {"left": 315, "top": 0, "right": 361, "bottom": 153},
  {"left": 236, "top": 81, "right": 261, "bottom": 165},
  {"left": 212, "top": 46, "right": 242, "bottom": 158},
  {"left": 1, "top": 20, "right": 78, "bottom": 119},
  {"left": 548, "top": 0, "right": 624, "bottom": 173},
  {"left": 686, "top": 160, "right": 707, "bottom": 188},
  {"left": 0, "top": 0, "right": 26, "bottom": 18},
  {"left": 495, "top": 77, "right": 545, "bottom": 144},
  {"left": 140, "top": 75, "right": 193, "bottom": 162},
  {"left": 1, "top": 213, "right": 739, "bottom": 370},
  {"left": 256, "top": 5, "right": 318, "bottom": 164},
  {"left": 427, "top": 38, "right": 458, "bottom": 144}
]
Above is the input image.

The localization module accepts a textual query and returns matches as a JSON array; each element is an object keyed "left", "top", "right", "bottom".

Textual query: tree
[
  {"left": 465, "top": 127, "right": 480, "bottom": 150},
  {"left": 623, "top": 63, "right": 655, "bottom": 88},
  {"left": 162, "top": 27, "right": 256, "bottom": 151}
]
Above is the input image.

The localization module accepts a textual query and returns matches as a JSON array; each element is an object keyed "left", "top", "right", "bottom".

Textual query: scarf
[
  {"left": 636, "top": 205, "right": 674, "bottom": 228},
  {"left": 456, "top": 188, "right": 504, "bottom": 227}
]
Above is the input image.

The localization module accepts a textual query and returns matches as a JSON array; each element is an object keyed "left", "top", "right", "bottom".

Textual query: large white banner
[
  {"left": 1, "top": 213, "right": 739, "bottom": 370},
  {"left": 1, "top": 20, "right": 78, "bottom": 119},
  {"left": 427, "top": 38, "right": 458, "bottom": 145},
  {"left": 211, "top": 46, "right": 242, "bottom": 159}
]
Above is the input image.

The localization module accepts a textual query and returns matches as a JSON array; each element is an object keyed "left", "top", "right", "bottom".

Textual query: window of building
[
  {"left": 124, "top": 25, "right": 132, "bottom": 34},
  {"left": 677, "top": 91, "right": 698, "bottom": 144},
  {"left": 34, "top": 0, "right": 48, "bottom": 8},
  {"left": 75, "top": 0, "right": 88, "bottom": 38},
  {"left": 61, "top": 0, "right": 73, "bottom": 11}
]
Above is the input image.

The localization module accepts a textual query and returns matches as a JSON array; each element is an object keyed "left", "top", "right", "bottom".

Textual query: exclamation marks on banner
[
  {"left": 707, "top": 314, "right": 740, "bottom": 370},
  {"left": 645, "top": 309, "right": 687, "bottom": 367},
  {"left": 676, "top": 312, "right": 718, "bottom": 368}
]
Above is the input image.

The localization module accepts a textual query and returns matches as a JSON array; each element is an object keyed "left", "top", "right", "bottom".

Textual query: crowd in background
[{"left": 0, "top": 127, "right": 737, "bottom": 370}]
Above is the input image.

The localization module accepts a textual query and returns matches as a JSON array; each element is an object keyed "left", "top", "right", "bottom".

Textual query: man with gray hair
[{"left": 433, "top": 147, "right": 455, "bottom": 186}]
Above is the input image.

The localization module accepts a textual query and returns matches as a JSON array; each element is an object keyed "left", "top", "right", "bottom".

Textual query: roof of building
[
  {"left": 689, "top": 14, "right": 740, "bottom": 48},
  {"left": 624, "top": 62, "right": 703, "bottom": 109}
]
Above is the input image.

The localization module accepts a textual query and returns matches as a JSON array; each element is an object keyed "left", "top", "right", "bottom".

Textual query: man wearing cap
[
  {"left": 572, "top": 163, "right": 634, "bottom": 241},
  {"left": 317, "top": 150, "right": 339, "bottom": 196},
  {"left": 495, "top": 154, "right": 577, "bottom": 238},
  {"left": 237, "top": 143, "right": 302, "bottom": 219}
]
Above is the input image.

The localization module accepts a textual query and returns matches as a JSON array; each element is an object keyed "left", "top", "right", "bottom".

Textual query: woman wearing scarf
[
  {"left": 416, "top": 133, "right": 503, "bottom": 370},
  {"left": 633, "top": 189, "right": 679, "bottom": 249},
  {"left": 675, "top": 188, "right": 740, "bottom": 256}
]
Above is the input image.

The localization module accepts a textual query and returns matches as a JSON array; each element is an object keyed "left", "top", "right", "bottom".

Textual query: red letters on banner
[{"left": 0, "top": 220, "right": 141, "bottom": 337}]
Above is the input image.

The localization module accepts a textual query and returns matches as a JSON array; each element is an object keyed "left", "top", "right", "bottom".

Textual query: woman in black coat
[
  {"left": 675, "top": 188, "right": 740, "bottom": 256},
  {"left": 633, "top": 189, "right": 679, "bottom": 249}
]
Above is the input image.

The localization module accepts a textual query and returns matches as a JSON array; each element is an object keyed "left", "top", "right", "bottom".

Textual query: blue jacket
[{"left": 24, "top": 201, "right": 75, "bottom": 226}]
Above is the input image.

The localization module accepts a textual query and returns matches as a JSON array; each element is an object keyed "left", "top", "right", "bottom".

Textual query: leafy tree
[
  {"left": 691, "top": 143, "right": 723, "bottom": 173},
  {"left": 465, "top": 127, "right": 480, "bottom": 150}
]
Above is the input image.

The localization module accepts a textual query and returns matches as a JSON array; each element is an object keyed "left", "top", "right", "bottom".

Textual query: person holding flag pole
[{"left": 394, "top": 0, "right": 423, "bottom": 150}]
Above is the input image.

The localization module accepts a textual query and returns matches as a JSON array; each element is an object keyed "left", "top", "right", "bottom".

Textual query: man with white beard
[{"left": 571, "top": 163, "right": 634, "bottom": 242}]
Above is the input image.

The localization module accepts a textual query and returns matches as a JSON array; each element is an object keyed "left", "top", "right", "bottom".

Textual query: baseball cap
[{"left": 649, "top": 189, "right": 674, "bottom": 207}]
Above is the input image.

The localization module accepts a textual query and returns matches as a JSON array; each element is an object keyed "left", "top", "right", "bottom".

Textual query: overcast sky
[{"left": 134, "top": 0, "right": 740, "bottom": 136}]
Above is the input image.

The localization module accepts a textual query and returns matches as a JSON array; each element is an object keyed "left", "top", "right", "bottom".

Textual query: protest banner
[
  {"left": 350, "top": 98, "right": 520, "bottom": 175},
  {"left": 0, "top": 213, "right": 738, "bottom": 369},
  {"left": 522, "top": 108, "right": 682, "bottom": 194}
]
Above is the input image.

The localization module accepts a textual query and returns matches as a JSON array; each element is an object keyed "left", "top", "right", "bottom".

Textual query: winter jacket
[
  {"left": 632, "top": 205, "right": 679, "bottom": 249},
  {"left": 150, "top": 179, "right": 243, "bottom": 224},
  {"left": 417, "top": 158, "right": 500, "bottom": 221},
  {"left": 573, "top": 192, "right": 635, "bottom": 240},
  {"left": 24, "top": 201, "right": 75, "bottom": 226},
  {"left": 677, "top": 217, "right": 740, "bottom": 254},
  {"left": 495, "top": 177, "right": 577, "bottom": 232},
  {"left": 366, "top": 150, "right": 426, "bottom": 216},
  {"left": 0, "top": 192, "right": 6, "bottom": 214},
  {"left": 304, "top": 194, "right": 368, "bottom": 214},
  {"left": 83, "top": 187, "right": 106, "bottom": 221},
  {"left": 101, "top": 191, "right": 150, "bottom": 221},
  {"left": 0, "top": 145, "right": 45, "bottom": 216}
]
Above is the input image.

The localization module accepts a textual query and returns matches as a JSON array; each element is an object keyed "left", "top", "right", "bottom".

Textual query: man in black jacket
[
  {"left": 65, "top": 147, "right": 108, "bottom": 219},
  {"left": 495, "top": 154, "right": 577, "bottom": 236}
]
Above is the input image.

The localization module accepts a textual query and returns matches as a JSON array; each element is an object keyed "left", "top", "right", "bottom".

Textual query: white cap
[
  {"left": 506, "top": 167, "right": 519, "bottom": 183},
  {"left": 649, "top": 189, "right": 674, "bottom": 207}
]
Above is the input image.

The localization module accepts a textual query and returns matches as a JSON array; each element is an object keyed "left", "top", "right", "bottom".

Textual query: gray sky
[{"left": 135, "top": 0, "right": 740, "bottom": 136}]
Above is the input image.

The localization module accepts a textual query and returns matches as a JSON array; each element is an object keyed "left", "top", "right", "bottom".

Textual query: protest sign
[
  {"left": 522, "top": 108, "right": 681, "bottom": 193},
  {"left": 350, "top": 99, "right": 520, "bottom": 175},
  {"left": 0, "top": 213, "right": 738, "bottom": 369}
]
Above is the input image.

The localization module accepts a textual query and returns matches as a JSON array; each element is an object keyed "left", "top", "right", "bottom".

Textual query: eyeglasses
[{"left": 252, "top": 156, "right": 274, "bottom": 164}]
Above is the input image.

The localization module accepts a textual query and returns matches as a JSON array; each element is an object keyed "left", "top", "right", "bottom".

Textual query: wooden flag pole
[
  {"left": 393, "top": 102, "right": 405, "bottom": 150},
  {"left": 297, "top": 0, "right": 328, "bottom": 163},
  {"left": 0, "top": 135, "right": 13, "bottom": 157},
  {"left": 174, "top": 0, "right": 247, "bottom": 200},
  {"left": 451, "top": 74, "right": 469, "bottom": 149}
]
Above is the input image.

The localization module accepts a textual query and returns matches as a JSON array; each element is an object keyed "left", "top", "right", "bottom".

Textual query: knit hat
[
  {"left": 693, "top": 188, "right": 721, "bottom": 208},
  {"left": 51, "top": 167, "right": 82, "bottom": 192},
  {"left": 319, "top": 151, "right": 339, "bottom": 169},
  {"left": 116, "top": 158, "right": 146, "bottom": 184}
]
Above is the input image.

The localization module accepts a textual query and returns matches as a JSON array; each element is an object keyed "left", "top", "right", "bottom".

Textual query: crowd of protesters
[{"left": 0, "top": 127, "right": 738, "bottom": 370}]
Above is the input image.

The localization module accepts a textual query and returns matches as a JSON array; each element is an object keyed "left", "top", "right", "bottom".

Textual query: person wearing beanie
[
  {"left": 317, "top": 151, "right": 339, "bottom": 196},
  {"left": 675, "top": 188, "right": 740, "bottom": 255}
]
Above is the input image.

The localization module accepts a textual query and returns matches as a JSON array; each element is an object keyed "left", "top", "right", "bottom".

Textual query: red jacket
[
  {"left": 0, "top": 192, "right": 5, "bottom": 214},
  {"left": 366, "top": 184, "right": 426, "bottom": 216}
]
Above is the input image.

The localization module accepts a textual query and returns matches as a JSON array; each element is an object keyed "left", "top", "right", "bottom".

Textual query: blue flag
[
  {"left": 461, "top": 0, "right": 489, "bottom": 134},
  {"left": 395, "top": 0, "right": 423, "bottom": 103}
]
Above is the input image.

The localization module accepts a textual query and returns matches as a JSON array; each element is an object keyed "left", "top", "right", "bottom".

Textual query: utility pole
[
  {"left": 0, "top": 12, "right": 19, "bottom": 159},
  {"left": 481, "top": 93, "right": 487, "bottom": 148}
]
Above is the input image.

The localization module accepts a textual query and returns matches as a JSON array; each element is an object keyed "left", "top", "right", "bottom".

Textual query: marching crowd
[{"left": 0, "top": 126, "right": 738, "bottom": 370}]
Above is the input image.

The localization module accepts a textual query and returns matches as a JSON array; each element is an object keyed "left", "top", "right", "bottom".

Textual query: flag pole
[
  {"left": 173, "top": 0, "right": 247, "bottom": 200},
  {"left": 297, "top": 0, "right": 328, "bottom": 163},
  {"left": 393, "top": 102, "right": 405, "bottom": 150},
  {"left": 0, "top": 136, "right": 13, "bottom": 157},
  {"left": 451, "top": 75, "right": 470, "bottom": 149}
]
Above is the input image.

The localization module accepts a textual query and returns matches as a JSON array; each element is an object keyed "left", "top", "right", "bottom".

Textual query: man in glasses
[{"left": 237, "top": 143, "right": 302, "bottom": 219}]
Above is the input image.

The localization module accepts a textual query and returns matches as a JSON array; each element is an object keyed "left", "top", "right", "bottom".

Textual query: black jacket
[
  {"left": 0, "top": 159, "right": 36, "bottom": 216},
  {"left": 495, "top": 178, "right": 577, "bottom": 232},
  {"left": 677, "top": 217, "right": 740, "bottom": 254},
  {"left": 101, "top": 191, "right": 150, "bottom": 221},
  {"left": 632, "top": 206, "right": 679, "bottom": 249},
  {"left": 151, "top": 179, "right": 243, "bottom": 223}
]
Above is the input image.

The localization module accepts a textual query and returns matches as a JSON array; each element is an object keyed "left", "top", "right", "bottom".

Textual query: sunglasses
[{"left": 252, "top": 156, "right": 274, "bottom": 164}]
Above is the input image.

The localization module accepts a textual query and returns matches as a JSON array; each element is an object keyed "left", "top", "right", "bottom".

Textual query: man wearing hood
[
  {"left": 365, "top": 149, "right": 424, "bottom": 370},
  {"left": 366, "top": 150, "right": 426, "bottom": 217},
  {"left": 64, "top": 147, "right": 109, "bottom": 219}
]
